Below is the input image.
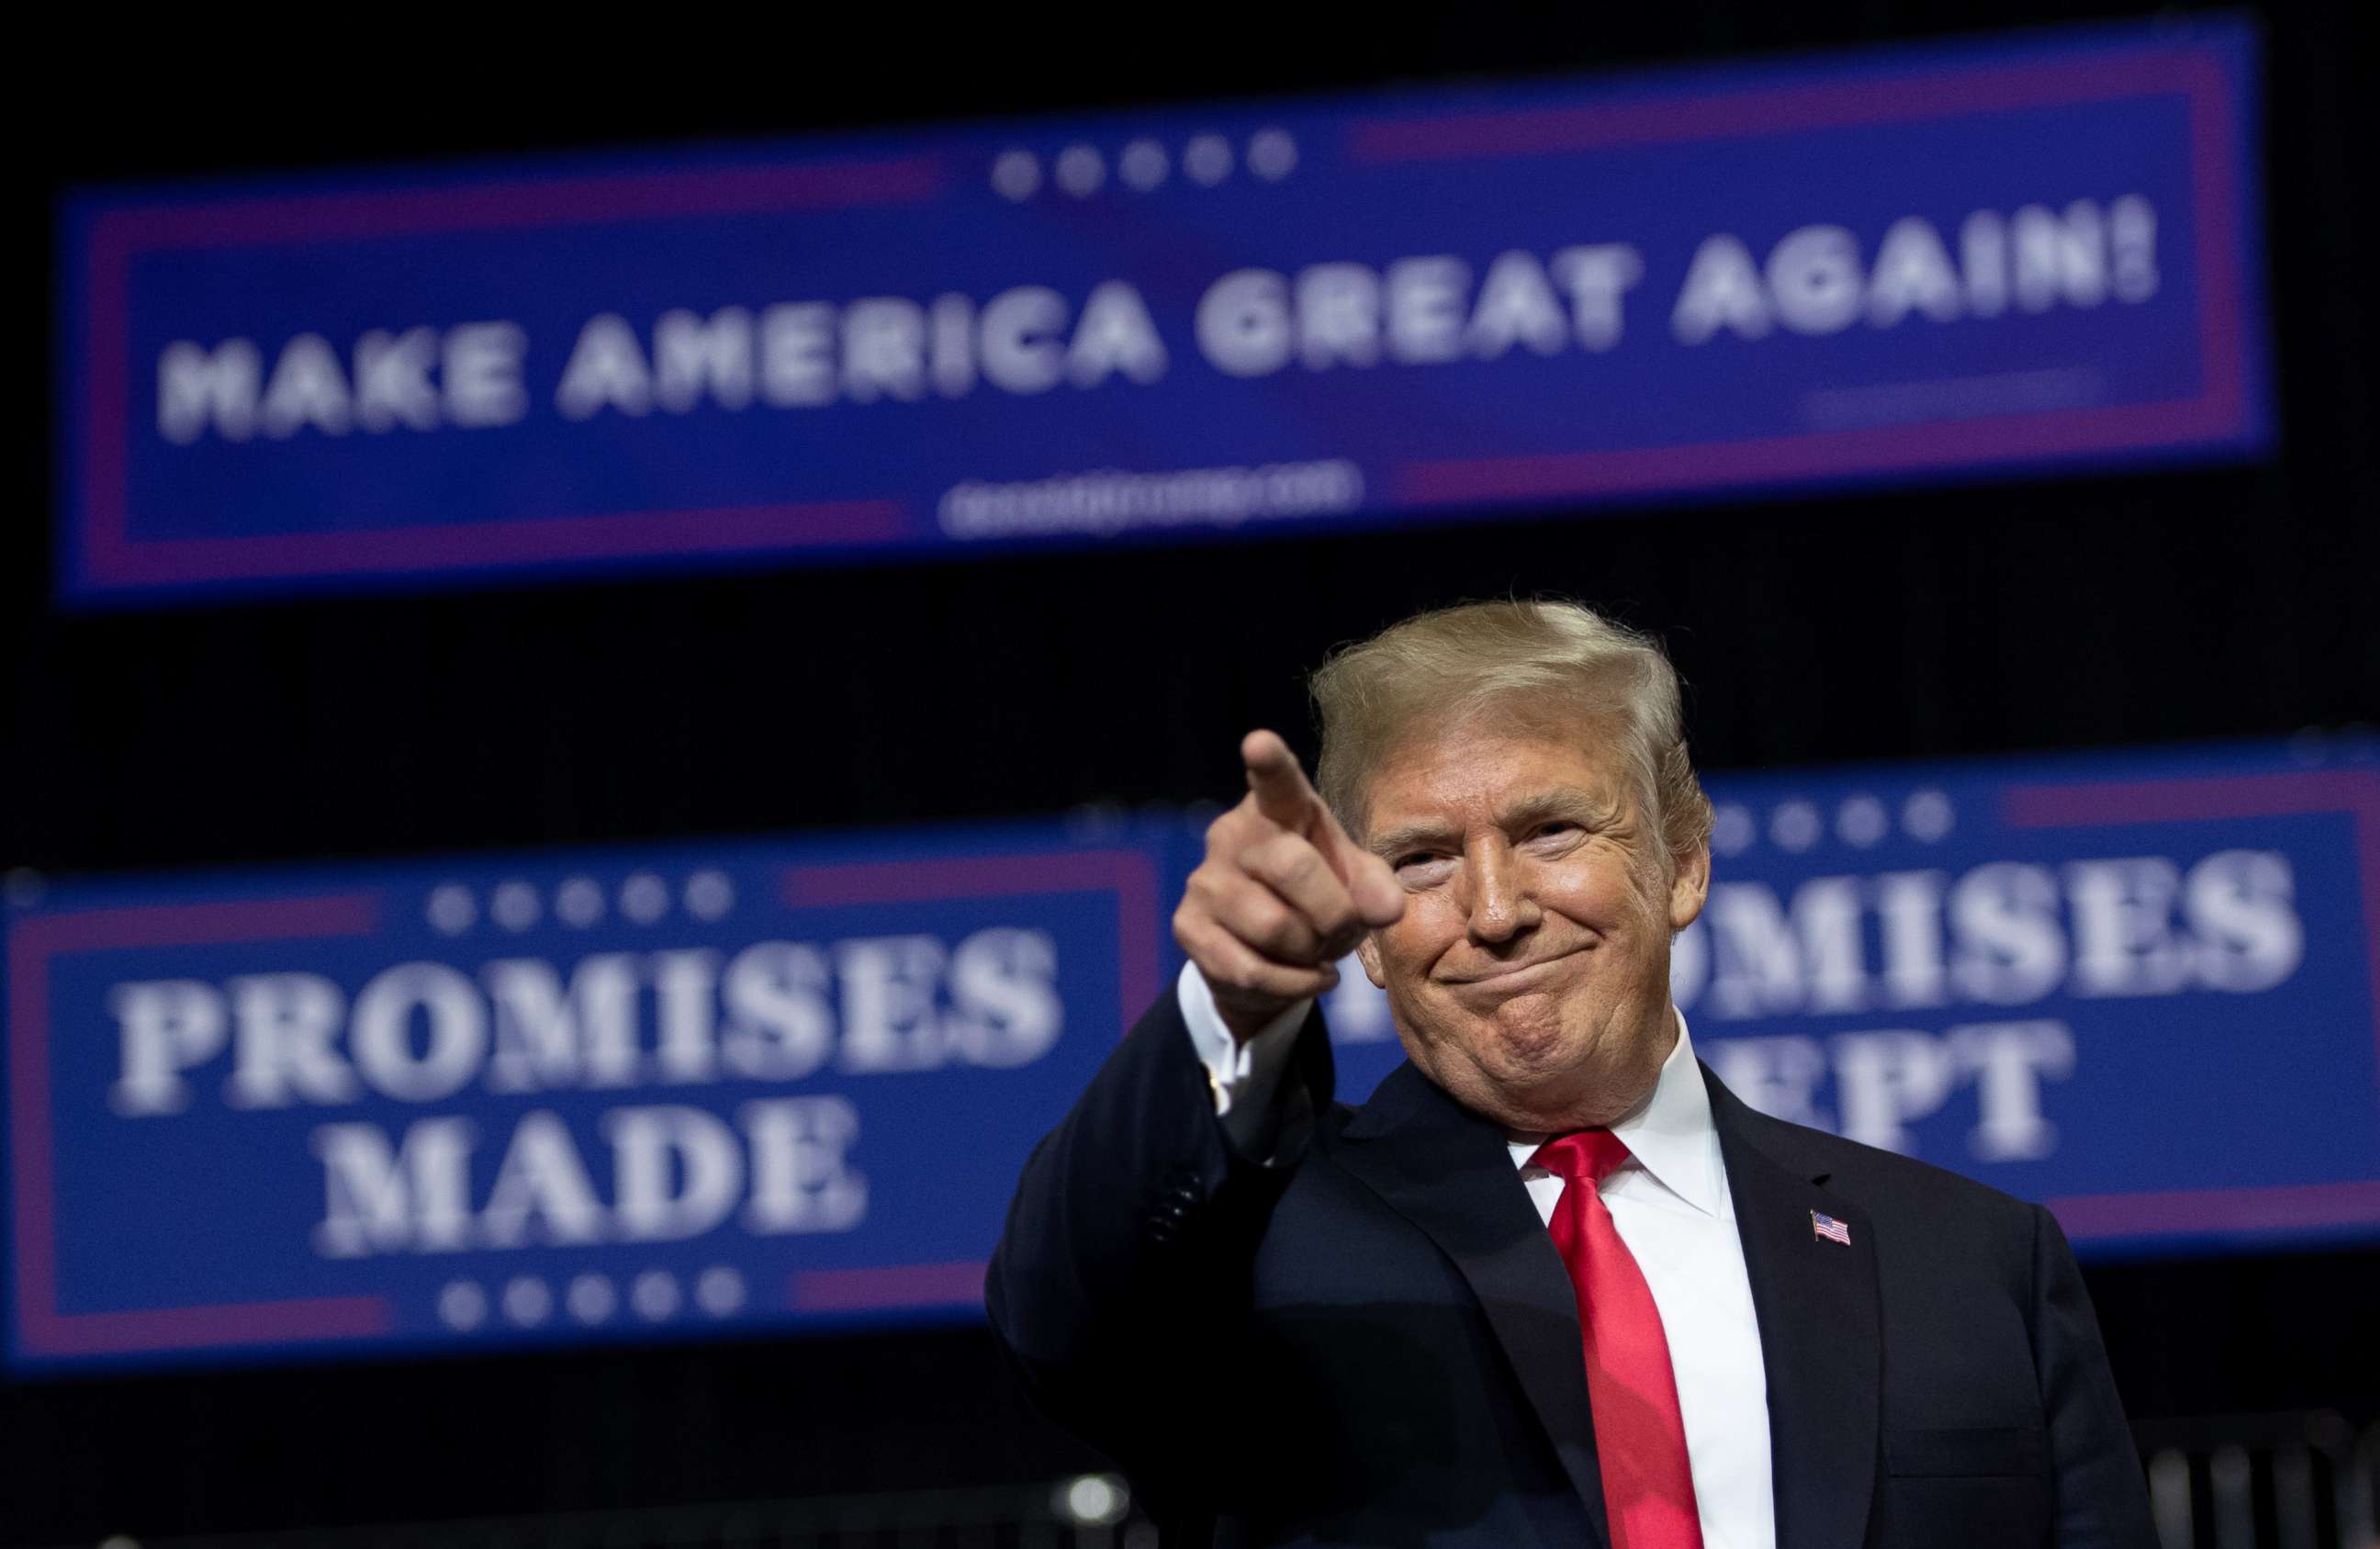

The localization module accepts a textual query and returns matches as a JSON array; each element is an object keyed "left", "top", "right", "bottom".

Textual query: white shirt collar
[{"left": 1505, "top": 1010, "right": 1723, "bottom": 1218}]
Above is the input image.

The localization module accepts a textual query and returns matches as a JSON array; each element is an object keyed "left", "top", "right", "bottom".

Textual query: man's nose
[{"left": 1465, "top": 842, "right": 1541, "bottom": 944}]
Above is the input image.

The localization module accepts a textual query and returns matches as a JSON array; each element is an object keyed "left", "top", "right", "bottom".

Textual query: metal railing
[
  {"left": 2135, "top": 1414, "right": 2379, "bottom": 1549},
  {"left": 44, "top": 1477, "right": 1151, "bottom": 1549},
  {"left": 38, "top": 1420, "right": 2380, "bottom": 1549}
]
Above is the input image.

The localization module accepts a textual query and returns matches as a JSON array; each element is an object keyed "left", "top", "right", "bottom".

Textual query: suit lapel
[
  {"left": 1706, "top": 1068, "right": 1881, "bottom": 1549},
  {"left": 1333, "top": 1062, "right": 1612, "bottom": 1549}
]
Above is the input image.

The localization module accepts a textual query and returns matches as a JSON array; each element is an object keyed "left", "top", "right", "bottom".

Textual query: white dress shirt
[{"left": 1178, "top": 962, "right": 1778, "bottom": 1549}]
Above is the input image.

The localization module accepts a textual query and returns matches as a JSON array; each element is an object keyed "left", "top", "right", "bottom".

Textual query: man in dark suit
[{"left": 989, "top": 601, "right": 2155, "bottom": 1549}]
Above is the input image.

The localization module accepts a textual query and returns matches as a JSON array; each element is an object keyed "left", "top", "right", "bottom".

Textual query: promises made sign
[
  {"left": 6, "top": 825, "right": 1165, "bottom": 1369},
  {"left": 10, "top": 737, "right": 2374, "bottom": 1373}
]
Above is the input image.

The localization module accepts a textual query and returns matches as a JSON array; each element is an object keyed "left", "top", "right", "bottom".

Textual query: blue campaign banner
[
  {"left": 4, "top": 821, "right": 1171, "bottom": 1371},
  {"left": 7, "top": 737, "right": 2373, "bottom": 1372},
  {"left": 1320, "top": 738, "right": 2380, "bottom": 1255},
  {"left": 58, "top": 17, "right": 2268, "bottom": 604}
]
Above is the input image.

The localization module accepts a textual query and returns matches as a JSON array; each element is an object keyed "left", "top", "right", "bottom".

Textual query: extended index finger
[
  {"left": 1241, "top": 729, "right": 1407, "bottom": 930},
  {"left": 1241, "top": 729, "right": 1321, "bottom": 834}
]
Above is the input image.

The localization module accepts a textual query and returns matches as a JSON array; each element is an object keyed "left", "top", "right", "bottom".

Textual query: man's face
[{"left": 1353, "top": 712, "right": 1710, "bottom": 1132}]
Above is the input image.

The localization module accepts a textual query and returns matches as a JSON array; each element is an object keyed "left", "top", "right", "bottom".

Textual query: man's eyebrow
[
  {"left": 1500, "top": 786, "right": 1621, "bottom": 829},
  {"left": 1365, "top": 820, "right": 1454, "bottom": 860},
  {"left": 1365, "top": 787, "right": 1622, "bottom": 859}
]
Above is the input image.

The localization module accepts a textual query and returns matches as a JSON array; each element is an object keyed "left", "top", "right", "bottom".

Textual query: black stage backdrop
[{"left": 7, "top": 3, "right": 2375, "bottom": 1541}]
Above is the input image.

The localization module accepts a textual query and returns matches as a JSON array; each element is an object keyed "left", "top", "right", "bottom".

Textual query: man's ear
[
  {"left": 1357, "top": 934, "right": 1386, "bottom": 988},
  {"left": 1668, "top": 839, "right": 1711, "bottom": 931}
]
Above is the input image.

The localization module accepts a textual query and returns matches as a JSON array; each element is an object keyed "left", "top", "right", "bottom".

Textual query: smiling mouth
[{"left": 1444, "top": 950, "right": 1581, "bottom": 990}]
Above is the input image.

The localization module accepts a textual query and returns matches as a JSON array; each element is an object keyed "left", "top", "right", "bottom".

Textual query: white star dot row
[
  {"left": 993, "top": 129, "right": 1297, "bottom": 200},
  {"left": 425, "top": 870, "right": 735, "bottom": 936},
  {"left": 1709, "top": 790, "right": 1957, "bottom": 858},
  {"left": 437, "top": 1266, "right": 747, "bottom": 1331}
]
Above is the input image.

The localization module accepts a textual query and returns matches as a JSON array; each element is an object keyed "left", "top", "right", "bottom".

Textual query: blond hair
[{"left": 1310, "top": 599, "right": 1712, "bottom": 865}]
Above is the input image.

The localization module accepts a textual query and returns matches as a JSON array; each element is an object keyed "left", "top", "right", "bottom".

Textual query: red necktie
[{"left": 1532, "top": 1131, "right": 1705, "bottom": 1549}]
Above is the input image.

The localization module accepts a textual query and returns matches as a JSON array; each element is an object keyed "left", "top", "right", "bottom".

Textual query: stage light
[{"left": 1056, "top": 1473, "right": 1129, "bottom": 1527}]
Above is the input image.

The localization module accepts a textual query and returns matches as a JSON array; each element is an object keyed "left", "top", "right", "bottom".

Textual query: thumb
[{"left": 1342, "top": 846, "right": 1407, "bottom": 928}]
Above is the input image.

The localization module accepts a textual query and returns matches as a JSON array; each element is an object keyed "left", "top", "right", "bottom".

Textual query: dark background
[{"left": 6, "top": 2, "right": 2374, "bottom": 1540}]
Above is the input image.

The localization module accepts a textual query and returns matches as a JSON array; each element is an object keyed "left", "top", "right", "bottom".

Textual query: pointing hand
[{"left": 1173, "top": 730, "right": 1407, "bottom": 1042}]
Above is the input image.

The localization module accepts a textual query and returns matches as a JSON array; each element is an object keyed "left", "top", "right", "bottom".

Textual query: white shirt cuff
[{"left": 1176, "top": 960, "right": 1310, "bottom": 1157}]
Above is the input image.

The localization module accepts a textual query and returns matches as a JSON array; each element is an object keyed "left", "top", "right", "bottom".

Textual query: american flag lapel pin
[{"left": 1810, "top": 1209, "right": 1851, "bottom": 1246}]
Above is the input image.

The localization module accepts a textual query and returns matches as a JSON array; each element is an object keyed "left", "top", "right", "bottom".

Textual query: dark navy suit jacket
[{"left": 988, "top": 992, "right": 2157, "bottom": 1549}]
